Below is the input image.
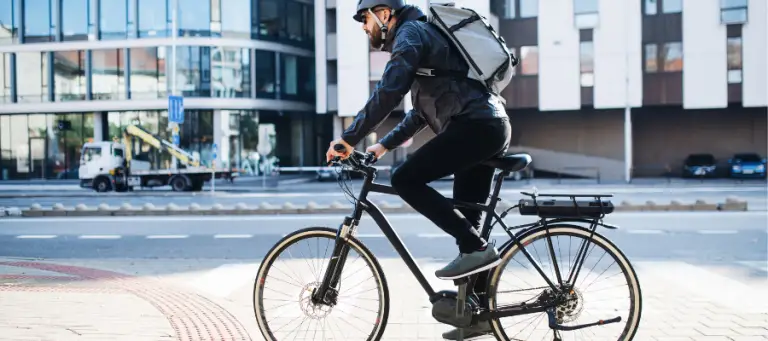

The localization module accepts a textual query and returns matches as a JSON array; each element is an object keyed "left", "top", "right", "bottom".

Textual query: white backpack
[{"left": 416, "top": 3, "right": 518, "bottom": 96}]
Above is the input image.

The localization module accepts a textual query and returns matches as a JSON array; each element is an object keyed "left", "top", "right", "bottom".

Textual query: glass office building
[{"left": 0, "top": 0, "right": 328, "bottom": 180}]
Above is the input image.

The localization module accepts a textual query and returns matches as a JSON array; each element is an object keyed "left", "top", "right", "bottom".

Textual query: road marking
[
  {"left": 417, "top": 233, "right": 451, "bottom": 238},
  {"left": 626, "top": 229, "right": 665, "bottom": 234},
  {"left": 213, "top": 234, "right": 253, "bottom": 239},
  {"left": 4, "top": 211, "right": 764, "bottom": 224},
  {"left": 737, "top": 261, "right": 768, "bottom": 273},
  {"left": 15, "top": 235, "right": 57, "bottom": 239},
  {"left": 356, "top": 233, "right": 385, "bottom": 238},
  {"left": 146, "top": 235, "right": 189, "bottom": 239},
  {"left": 78, "top": 235, "right": 121, "bottom": 239},
  {"left": 697, "top": 230, "right": 738, "bottom": 234}
]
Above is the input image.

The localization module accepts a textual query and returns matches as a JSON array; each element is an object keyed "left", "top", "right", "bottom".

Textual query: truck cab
[{"left": 78, "top": 141, "right": 149, "bottom": 192}]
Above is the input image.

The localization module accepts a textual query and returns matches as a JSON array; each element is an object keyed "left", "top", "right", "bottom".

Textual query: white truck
[{"left": 78, "top": 124, "right": 236, "bottom": 192}]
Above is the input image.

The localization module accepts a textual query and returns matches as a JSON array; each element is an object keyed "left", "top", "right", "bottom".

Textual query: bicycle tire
[
  {"left": 487, "top": 223, "right": 642, "bottom": 341},
  {"left": 253, "top": 227, "right": 391, "bottom": 341}
]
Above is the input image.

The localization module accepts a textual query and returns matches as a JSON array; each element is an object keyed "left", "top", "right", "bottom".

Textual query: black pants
[{"left": 390, "top": 116, "right": 511, "bottom": 300}]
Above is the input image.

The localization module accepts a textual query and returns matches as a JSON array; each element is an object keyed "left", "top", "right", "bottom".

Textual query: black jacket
[{"left": 340, "top": 5, "right": 508, "bottom": 151}]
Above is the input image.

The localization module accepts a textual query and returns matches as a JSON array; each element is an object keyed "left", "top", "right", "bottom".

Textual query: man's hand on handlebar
[
  {"left": 325, "top": 138, "right": 379, "bottom": 168},
  {"left": 326, "top": 138, "right": 354, "bottom": 164}
]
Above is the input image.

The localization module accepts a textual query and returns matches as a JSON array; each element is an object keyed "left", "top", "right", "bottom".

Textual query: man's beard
[{"left": 368, "top": 28, "right": 385, "bottom": 49}]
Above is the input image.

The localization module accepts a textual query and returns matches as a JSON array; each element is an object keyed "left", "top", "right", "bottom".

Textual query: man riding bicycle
[{"left": 325, "top": 1, "right": 512, "bottom": 338}]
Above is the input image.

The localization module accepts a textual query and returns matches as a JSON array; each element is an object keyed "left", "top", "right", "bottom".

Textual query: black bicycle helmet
[{"left": 353, "top": 0, "right": 407, "bottom": 22}]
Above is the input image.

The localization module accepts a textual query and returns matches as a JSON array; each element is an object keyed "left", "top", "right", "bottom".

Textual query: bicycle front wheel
[
  {"left": 487, "top": 224, "right": 642, "bottom": 341},
  {"left": 253, "top": 227, "right": 390, "bottom": 341}
]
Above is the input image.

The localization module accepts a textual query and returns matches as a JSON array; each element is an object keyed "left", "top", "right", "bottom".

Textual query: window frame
[
  {"left": 573, "top": 0, "right": 599, "bottom": 29},
  {"left": 661, "top": 41, "right": 683, "bottom": 72},
  {"left": 726, "top": 36, "right": 743, "bottom": 84},
  {"left": 720, "top": 0, "right": 749, "bottom": 25}
]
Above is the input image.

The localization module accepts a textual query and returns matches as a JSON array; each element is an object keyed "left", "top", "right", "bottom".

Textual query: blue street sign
[
  {"left": 212, "top": 143, "right": 218, "bottom": 159},
  {"left": 172, "top": 134, "right": 180, "bottom": 146},
  {"left": 168, "top": 95, "right": 184, "bottom": 123}
]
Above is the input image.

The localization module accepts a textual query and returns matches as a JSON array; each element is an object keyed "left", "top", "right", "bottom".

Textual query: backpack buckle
[{"left": 416, "top": 68, "right": 436, "bottom": 76}]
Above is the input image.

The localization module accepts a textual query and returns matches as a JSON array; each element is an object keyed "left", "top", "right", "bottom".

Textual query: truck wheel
[
  {"left": 94, "top": 178, "right": 111, "bottom": 193},
  {"left": 170, "top": 176, "right": 189, "bottom": 192}
]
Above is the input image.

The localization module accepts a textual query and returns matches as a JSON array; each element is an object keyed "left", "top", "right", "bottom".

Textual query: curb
[{"left": 0, "top": 197, "right": 749, "bottom": 218}]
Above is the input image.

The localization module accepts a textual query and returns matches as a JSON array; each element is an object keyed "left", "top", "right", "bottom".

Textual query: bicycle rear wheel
[
  {"left": 487, "top": 224, "right": 642, "bottom": 341},
  {"left": 253, "top": 227, "right": 390, "bottom": 341}
]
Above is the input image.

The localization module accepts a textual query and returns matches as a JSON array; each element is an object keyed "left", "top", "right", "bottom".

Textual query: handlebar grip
[{"left": 333, "top": 143, "right": 347, "bottom": 153}]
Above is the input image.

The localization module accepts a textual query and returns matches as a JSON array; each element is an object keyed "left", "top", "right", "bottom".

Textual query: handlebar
[{"left": 329, "top": 143, "right": 378, "bottom": 170}]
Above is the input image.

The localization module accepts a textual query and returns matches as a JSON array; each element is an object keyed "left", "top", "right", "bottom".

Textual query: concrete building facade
[{"left": 317, "top": 0, "right": 767, "bottom": 181}]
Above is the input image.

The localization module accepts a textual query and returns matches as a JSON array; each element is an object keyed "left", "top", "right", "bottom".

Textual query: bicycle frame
[{"left": 311, "top": 159, "right": 618, "bottom": 323}]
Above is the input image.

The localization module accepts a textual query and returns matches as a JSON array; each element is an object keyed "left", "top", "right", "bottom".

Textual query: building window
[
  {"left": 662, "top": 42, "right": 683, "bottom": 72},
  {"left": 298, "top": 56, "right": 315, "bottom": 103},
  {"left": 15, "top": 51, "right": 49, "bottom": 103},
  {"left": 644, "top": 44, "right": 658, "bottom": 73},
  {"left": 61, "top": 0, "right": 89, "bottom": 41},
  {"left": 179, "top": 0, "right": 212, "bottom": 37},
  {"left": 327, "top": 60, "right": 337, "bottom": 84},
  {"left": 520, "top": 0, "right": 538, "bottom": 18},
  {"left": 286, "top": 1, "right": 302, "bottom": 42},
  {"left": 574, "top": 0, "right": 599, "bottom": 29},
  {"left": 255, "top": 50, "right": 276, "bottom": 97},
  {"left": 519, "top": 46, "right": 538, "bottom": 75},
  {"left": 580, "top": 41, "right": 594, "bottom": 87},
  {"left": 1, "top": 53, "right": 10, "bottom": 103},
  {"left": 221, "top": 0, "right": 251, "bottom": 38},
  {"left": 281, "top": 54, "right": 298, "bottom": 97},
  {"left": 0, "top": 0, "right": 20, "bottom": 44},
  {"left": 500, "top": 0, "right": 537, "bottom": 19},
  {"left": 662, "top": 0, "right": 682, "bottom": 13},
  {"left": 259, "top": 0, "right": 282, "bottom": 39},
  {"left": 99, "top": 0, "right": 128, "bottom": 40},
  {"left": 727, "top": 37, "right": 742, "bottom": 83},
  {"left": 53, "top": 51, "right": 86, "bottom": 101},
  {"left": 171, "top": 46, "right": 211, "bottom": 97},
  {"left": 644, "top": 0, "right": 658, "bottom": 15},
  {"left": 24, "top": 0, "right": 54, "bottom": 43},
  {"left": 721, "top": 0, "right": 748, "bottom": 24},
  {"left": 138, "top": 0, "right": 168, "bottom": 37},
  {"left": 326, "top": 9, "right": 336, "bottom": 33},
  {"left": 92, "top": 49, "right": 126, "bottom": 100},
  {"left": 129, "top": 47, "right": 167, "bottom": 99},
  {"left": 211, "top": 47, "right": 251, "bottom": 98}
]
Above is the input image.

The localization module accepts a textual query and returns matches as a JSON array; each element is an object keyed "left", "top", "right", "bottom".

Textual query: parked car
[
  {"left": 682, "top": 153, "right": 717, "bottom": 178},
  {"left": 727, "top": 153, "right": 766, "bottom": 178}
]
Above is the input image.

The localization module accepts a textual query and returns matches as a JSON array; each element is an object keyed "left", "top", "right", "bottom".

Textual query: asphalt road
[
  {"left": 0, "top": 212, "right": 766, "bottom": 340},
  {"left": 1, "top": 212, "right": 765, "bottom": 263},
  {"left": 1, "top": 181, "right": 766, "bottom": 210}
]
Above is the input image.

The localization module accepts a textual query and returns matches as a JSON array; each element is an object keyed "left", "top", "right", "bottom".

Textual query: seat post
[{"left": 480, "top": 170, "right": 508, "bottom": 240}]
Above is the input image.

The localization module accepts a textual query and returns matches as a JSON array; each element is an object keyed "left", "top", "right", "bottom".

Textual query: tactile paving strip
[{"left": 0, "top": 261, "right": 253, "bottom": 341}]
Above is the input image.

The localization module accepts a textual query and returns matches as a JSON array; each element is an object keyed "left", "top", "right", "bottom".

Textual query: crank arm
[{"left": 546, "top": 308, "right": 621, "bottom": 331}]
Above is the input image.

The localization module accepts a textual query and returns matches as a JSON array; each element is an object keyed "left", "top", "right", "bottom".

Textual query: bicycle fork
[{"left": 312, "top": 217, "right": 356, "bottom": 305}]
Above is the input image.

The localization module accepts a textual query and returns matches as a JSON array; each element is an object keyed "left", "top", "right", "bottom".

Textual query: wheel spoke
[
  {"left": 488, "top": 225, "right": 642, "bottom": 341},
  {"left": 253, "top": 229, "right": 388, "bottom": 341}
]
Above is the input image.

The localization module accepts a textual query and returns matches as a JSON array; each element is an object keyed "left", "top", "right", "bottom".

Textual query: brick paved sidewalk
[{"left": 1, "top": 258, "right": 766, "bottom": 341}]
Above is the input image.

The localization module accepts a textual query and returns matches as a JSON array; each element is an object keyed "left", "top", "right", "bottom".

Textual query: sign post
[
  {"left": 211, "top": 143, "right": 218, "bottom": 194},
  {"left": 168, "top": 95, "right": 184, "bottom": 169}
]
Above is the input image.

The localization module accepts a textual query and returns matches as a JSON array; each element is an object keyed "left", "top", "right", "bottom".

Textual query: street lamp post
[
  {"left": 170, "top": 0, "right": 179, "bottom": 169},
  {"left": 624, "top": 0, "right": 633, "bottom": 183}
]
